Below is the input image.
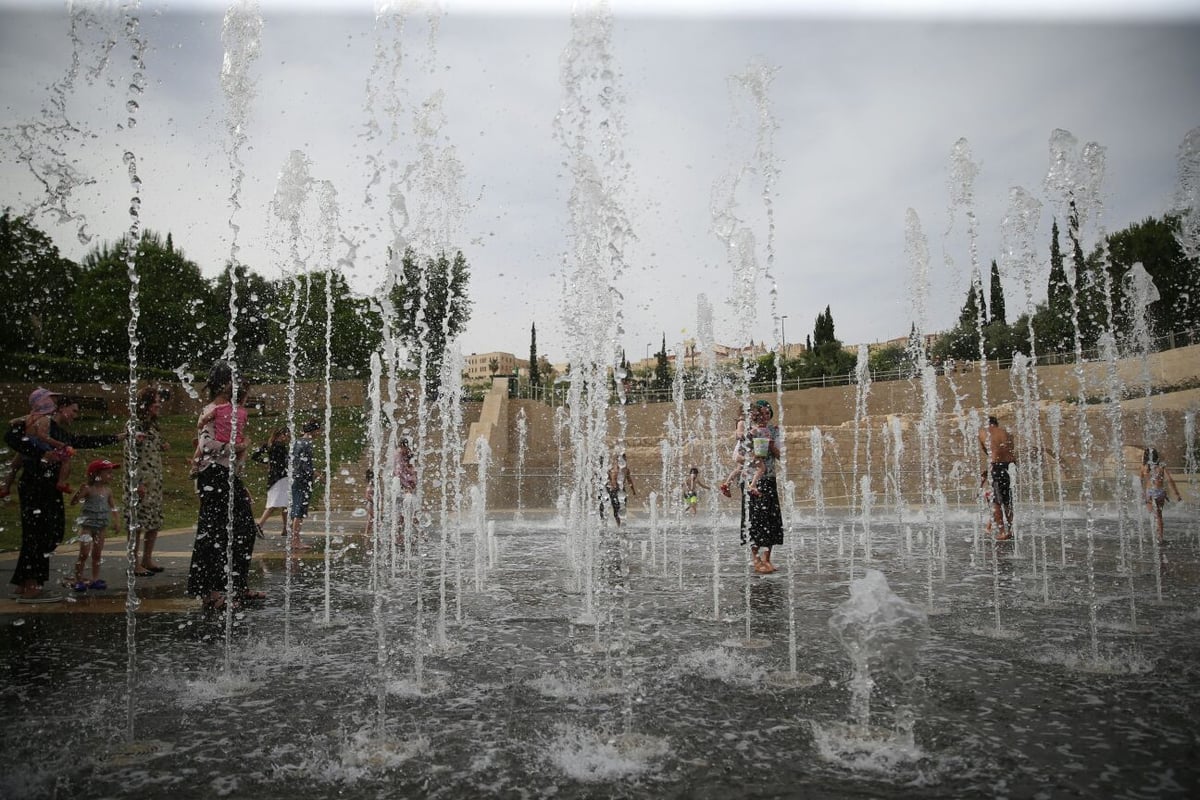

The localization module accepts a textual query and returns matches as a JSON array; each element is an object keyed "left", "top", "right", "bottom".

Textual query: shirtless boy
[{"left": 979, "top": 416, "right": 1016, "bottom": 540}]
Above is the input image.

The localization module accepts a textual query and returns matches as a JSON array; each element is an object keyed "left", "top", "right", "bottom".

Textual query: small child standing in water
[
  {"left": 683, "top": 466, "right": 709, "bottom": 514},
  {"left": 70, "top": 459, "right": 121, "bottom": 591},
  {"left": 719, "top": 416, "right": 767, "bottom": 498},
  {"left": 1141, "top": 447, "right": 1183, "bottom": 544}
]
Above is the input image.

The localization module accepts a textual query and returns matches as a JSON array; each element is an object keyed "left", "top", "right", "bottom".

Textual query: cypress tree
[
  {"left": 988, "top": 259, "right": 1006, "bottom": 325},
  {"left": 958, "top": 281, "right": 982, "bottom": 328},
  {"left": 528, "top": 322, "right": 540, "bottom": 387},
  {"left": 1047, "top": 218, "right": 1068, "bottom": 312},
  {"left": 813, "top": 305, "right": 835, "bottom": 347}
]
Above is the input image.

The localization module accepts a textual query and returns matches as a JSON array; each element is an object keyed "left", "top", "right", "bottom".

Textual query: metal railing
[{"left": 505, "top": 326, "right": 1199, "bottom": 406}]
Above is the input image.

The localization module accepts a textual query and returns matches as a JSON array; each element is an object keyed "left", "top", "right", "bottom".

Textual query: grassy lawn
[{"left": 0, "top": 407, "right": 366, "bottom": 552}]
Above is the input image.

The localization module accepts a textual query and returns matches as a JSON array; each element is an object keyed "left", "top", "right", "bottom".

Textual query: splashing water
[
  {"left": 1174, "top": 127, "right": 1200, "bottom": 260},
  {"left": 514, "top": 408, "right": 528, "bottom": 520},
  {"left": 119, "top": 2, "right": 148, "bottom": 744},
  {"left": 852, "top": 344, "right": 873, "bottom": 561},
  {"left": 1002, "top": 185, "right": 1049, "bottom": 544},
  {"left": 946, "top": 138, "right": 989, "bottom": 417},
  {"left": 1045, "top": 128, "right": 1108, "bottom": 662},
  {"left": 828, "top": 569, "right": 928, "bottom": 735}
]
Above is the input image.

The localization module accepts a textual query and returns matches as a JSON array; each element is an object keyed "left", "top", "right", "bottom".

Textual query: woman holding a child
[
  {"left": 5, "top": 389, "right": 129, "bottom": 601},
  {"left": 185, "top": 362, "right": 261, "bottom": 612},
  {"left": 739, "top": 399, "right": 784, "bottom": 574}
]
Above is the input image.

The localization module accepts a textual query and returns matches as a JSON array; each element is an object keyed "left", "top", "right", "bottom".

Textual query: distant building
[
  {"left": 865, "top": 333, "right": 940, "bottom": 356},
  {"left": 463, "top": 352, "right": 528, "bottom": 381}
]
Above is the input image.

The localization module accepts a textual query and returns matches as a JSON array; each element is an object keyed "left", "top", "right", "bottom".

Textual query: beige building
[{"left": 463, "top": 352, "right": 528, "bottom": 381}]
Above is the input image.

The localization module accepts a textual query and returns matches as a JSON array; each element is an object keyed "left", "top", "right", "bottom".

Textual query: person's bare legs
[
  {"left": 752, "top": 544, "right": 774, "bottom": 572},
  {"left": 139, "top": 528, "right": 160, "bottom": 571},
  {"left": 289, "top": 515, "right": 311, "bottom": 551},
  {"left": 758, "top": 546, "right": 776, "bottom": 573},
  {"left": 74, "top": 540, "right": 90, "bottom": 587},
  {"left": 1153, "top": 497, "right": 1166, "bottom": 542},
  {"left": 90, "top": 532, "right": 105, "bottom": 583},
  {"left": 258, "top": 506, "right": 287, "bottom": 535},
  {"left": 993, "top": 502, "right": 1011, "bottom": 540}
]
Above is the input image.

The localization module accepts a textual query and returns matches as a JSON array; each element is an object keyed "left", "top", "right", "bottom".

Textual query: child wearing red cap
[{"left": 69, "top": 459, "right": 122, "bottom": 591}]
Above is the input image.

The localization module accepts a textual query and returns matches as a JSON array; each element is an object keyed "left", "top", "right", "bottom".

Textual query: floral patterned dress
[{"left": 135, "top": 421, "right": 165, "bottom": 531}]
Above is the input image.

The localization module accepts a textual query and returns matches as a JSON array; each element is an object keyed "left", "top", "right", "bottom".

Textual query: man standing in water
[{"left": 979, "top": 415, "right": 1017, "bottom": 540}]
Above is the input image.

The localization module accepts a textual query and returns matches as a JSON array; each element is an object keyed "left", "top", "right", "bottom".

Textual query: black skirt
[
  {"left": 186, "top": 465, "right": 257, "bottom": 597},
  {"left": 740, "top": 475, "right": 784, "bottom": 549}
]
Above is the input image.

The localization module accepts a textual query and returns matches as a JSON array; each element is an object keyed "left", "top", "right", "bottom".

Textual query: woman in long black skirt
[
  {"left": 186, "top": 362, "right": 257, "bottom": 611},
  {"left": 739, "top": 399, "right": 784, "bottom": 574}
]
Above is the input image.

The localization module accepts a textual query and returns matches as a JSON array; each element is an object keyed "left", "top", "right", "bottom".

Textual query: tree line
[
  {"left": 0, "top": 211, "right": 471, "bottom": 394},
  {"left": 4, "top": 208, "right": 1193, "bottom": 399},
  {"left": 921, "top": 212, "right": 1198, "bottom": 369},
  {"left": 609, "top": 212, "right": 1197, "bottom": 394}
]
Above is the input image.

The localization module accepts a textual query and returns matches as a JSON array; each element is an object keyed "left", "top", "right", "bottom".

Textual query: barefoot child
[
  {"left": 683, "top": 466, "right": 709, "bottom": 514},
  {"left": 719, "top": 416, "right": 767, "bottom": 498},
  {"left": 1141, "top": 447, "right": 1183, "bottom": 544},
  {"left": 288, "top": 418, "right": 322, "bottom": 552},
  {"left": 70, "top": 459, "right": 121, "bottom": 592},
  {"left": 251, "top": 426, "right": 291, "bottom": 537}
]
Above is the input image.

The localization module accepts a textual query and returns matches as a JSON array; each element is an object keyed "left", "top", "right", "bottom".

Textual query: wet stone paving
[{"left": 2, "top": 512, "right": 1199, "bottom": 799}]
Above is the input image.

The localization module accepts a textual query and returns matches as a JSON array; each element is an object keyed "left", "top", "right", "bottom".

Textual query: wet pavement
[{"left": 0, "top": 513, "right": 366, "bottom": 614}]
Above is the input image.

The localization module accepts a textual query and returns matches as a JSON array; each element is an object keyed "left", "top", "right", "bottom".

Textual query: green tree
[
  {"left": 72, "top": 230, "right": 222, "bottom": 371},
  {"left": 1106, "top": 215, "right": 1198, "bottom": 340},
  {"left": 813, "top": 305, "right": 835, "bottom": 347},
  {"left": 867, "top": 343, "right": 910, "bottom": 377},
  {"left": 1040, "top": 219, "right": 1072, "bottom": 355},
  {"left": 1065, "top": 201, "right": 1107, "bottom": 350},
  {"left": 1029, "top": 304, "right": 1072, "bottom": 360},
  {"left": 388, "top": 248, "right": 472, "bottom": 398},
  {"left": 266, "top": 269, "right": 382, "bottom": 379},
  {"left": 988, "top": 258, "right": 1006, "bottom": 325},
  {"left": 210, "top": 262, "right": 277, "bottom": 375},
  {"left": 982, "top": 319, "right": 1018, "bottom": 361},
  {"left": 959, "top": 279, "right": 985, "bottom": 328},
  {"left": 935, "top": 281, "right": 986, "bottom": 362},
  {"left": 654, "top": 333, "right": 670, "bottom": 389},
  {"left": 749, "top": 351, "right": 776, "bottom": 385},
  {"left": 1046, "top": 219, "right": 1068, "bottom": 316},
  {"left": 0, "top": 210, "right": 77, "bottom": 357},
  {"left": 528, "top": 322, "right": 541, "bottom": 387},
  {"left": 804, "top": 306, "right": 856, "bottom": 379}
]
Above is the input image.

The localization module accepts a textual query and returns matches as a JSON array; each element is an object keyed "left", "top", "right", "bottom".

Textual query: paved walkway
[{"left": 0, "top": 513, "right": 367, "bottom": 614}]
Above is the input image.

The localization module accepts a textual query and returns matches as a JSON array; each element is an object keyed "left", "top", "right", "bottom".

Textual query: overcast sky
[{"left": 2, "top": 0, "right": 1197, "bottom": 367}]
